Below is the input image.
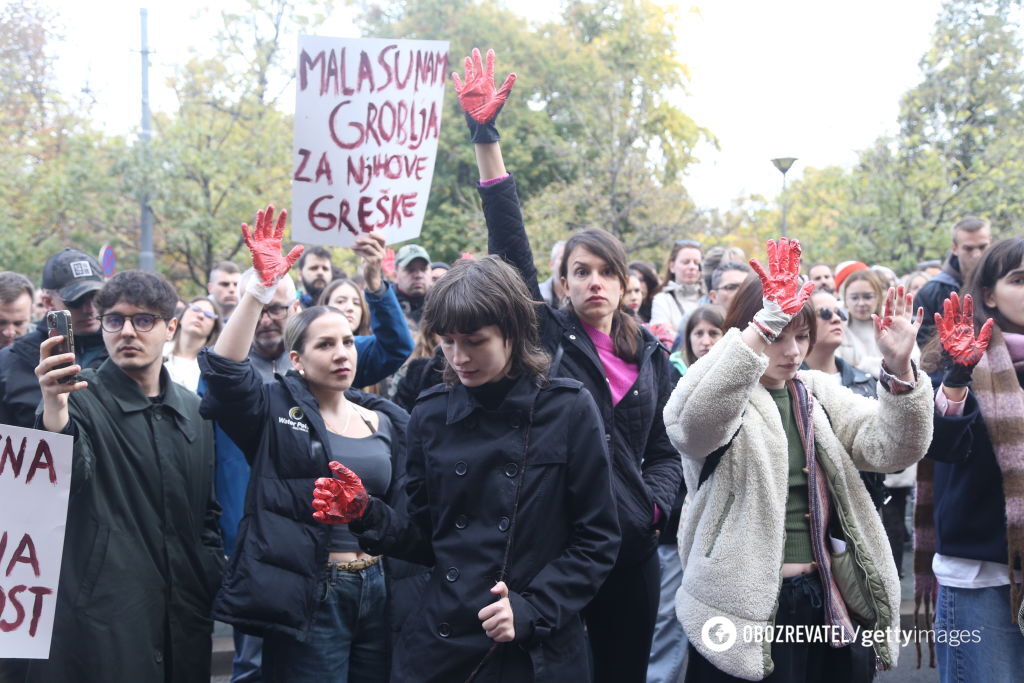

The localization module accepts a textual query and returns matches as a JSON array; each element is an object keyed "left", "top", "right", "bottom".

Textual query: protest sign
[
  {"left": 292, "top": 36, "right": 450, "bottom": 247},
  {"left": 0, "top": 425, "right": 72, "bottom": 659}
]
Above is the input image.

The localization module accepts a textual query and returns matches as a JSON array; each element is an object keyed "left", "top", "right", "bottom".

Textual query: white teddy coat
[{"left": 663, "top": 328, "right": 933, "bottom": 680}]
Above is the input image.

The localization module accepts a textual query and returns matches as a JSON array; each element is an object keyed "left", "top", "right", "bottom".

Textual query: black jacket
[
  {"left": 352, "top": 375, "right": 620, "bottom": 682},
  {"left": 926, "top": 380, "right": 1011, "bottom": 564},
  {"left": 23, "top": 361, "right": 222, "bottom": 683},
  {"left": 915, "top": 254, "right": 961, "bottom": 347},
  {"left": 197, "top": 348, "right": 424, "bottom": 642},
  {"left": 0, "top": 318, "right": 107, "bottom": 427},
  {"left": 481, "top": 175, "right": 683, "bottom": 564}
]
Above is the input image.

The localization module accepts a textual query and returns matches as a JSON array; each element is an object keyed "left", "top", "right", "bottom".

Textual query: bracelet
[{"left": 750, "top": 320, "right": 777, "bottom": 344}]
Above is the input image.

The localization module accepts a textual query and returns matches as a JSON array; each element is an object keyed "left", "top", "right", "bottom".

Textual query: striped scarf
[{"left": 914, "top": 325, "right": 1024, "bottom": 669}]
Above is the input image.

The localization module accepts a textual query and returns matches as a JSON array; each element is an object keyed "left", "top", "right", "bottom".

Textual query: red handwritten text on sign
[{"left": 292, "top": 36, "right": 449, "bottom": 247}]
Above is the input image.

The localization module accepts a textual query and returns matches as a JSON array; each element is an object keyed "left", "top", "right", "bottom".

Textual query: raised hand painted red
[
  {"left": 241, "top": 205, "right": 304, "bottom": 286},
  {"left": 936, "top": 292, "right": 993, "bottom": 367},
  {"left": 748, "top": 238, "right": 815, "bottom": 315},
  {"left": 452, "top": 48, "right": 516, "bottom": 124}
]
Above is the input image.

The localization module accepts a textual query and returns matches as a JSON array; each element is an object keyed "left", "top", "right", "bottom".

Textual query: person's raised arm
[
  {"left": 934, "top": 292, "right": 993, "bottom": 402},
  {"left": 744, "top": 237, "right": 816, "bottom": 352},
  {"left": 351, "top": 232, "right": 414, "bottom": 385},
  {"left": 873, "top": 284, "right": 925, "bottom": 385},
  {"left": 453, "top": 49, "right": 541, "bottom": 298},
  {"left": 214, "top": 205, "right": 302, "bottom": 361}
]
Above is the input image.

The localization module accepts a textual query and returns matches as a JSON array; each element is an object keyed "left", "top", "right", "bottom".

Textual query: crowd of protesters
[{"left": 0, "top": 48, "right": 1021, "bottom": 683}]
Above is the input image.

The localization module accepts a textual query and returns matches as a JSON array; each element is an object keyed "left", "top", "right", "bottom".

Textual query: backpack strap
[{"left": 697, "top": 418, "right": 742, "bottom": 490}]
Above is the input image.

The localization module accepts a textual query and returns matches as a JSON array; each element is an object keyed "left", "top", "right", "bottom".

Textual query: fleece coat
[{"left": 664, "top": 328, "right": 934, "bottom": 680}]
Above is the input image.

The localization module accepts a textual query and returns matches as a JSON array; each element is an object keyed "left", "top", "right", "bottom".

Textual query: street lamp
[{"left": 771, "top": 157, "right": 797, "bottom": 237}]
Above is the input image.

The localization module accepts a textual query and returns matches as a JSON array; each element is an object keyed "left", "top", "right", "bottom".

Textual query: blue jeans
[
  {"left": 262, "top": 561, "right": 388, "bottom": 683},
  {"left": 647, "top": 545, "right": 688, "bottom": 683},
  {"left": 935, "top": 583, "right": 1024, "bottom": 683},
  {"left": 231, "top": 630, "right": 262, "bottom": 682}
]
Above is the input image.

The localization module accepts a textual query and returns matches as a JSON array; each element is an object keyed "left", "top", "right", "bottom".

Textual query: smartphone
[{"left": 46, "top": 310, "right": 76, "bottom": 385}]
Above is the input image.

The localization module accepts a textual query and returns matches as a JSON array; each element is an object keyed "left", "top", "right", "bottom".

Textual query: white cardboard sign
[
  {"left": 0, "top": 424, "right": 72, "bottom": 659},
  {"left": 292, "top": 36, "right": 450, "bottom": 247}
]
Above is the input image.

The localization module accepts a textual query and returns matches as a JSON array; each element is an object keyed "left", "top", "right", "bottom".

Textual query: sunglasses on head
[
  {"left": 818, "top": 307, "right": 848, "bottom": 323},
  {"left": 675, "top": 239, "right": 701, "bottom": 249}
]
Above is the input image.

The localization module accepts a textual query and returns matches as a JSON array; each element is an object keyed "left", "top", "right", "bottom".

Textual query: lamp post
[{"left": 771, "top": 157, "right": 797, "bottom": 237}]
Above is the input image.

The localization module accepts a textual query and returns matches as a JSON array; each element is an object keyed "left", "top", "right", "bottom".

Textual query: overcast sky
[{"left": 45, "top": 0, "right": 945, "bottom": 211}]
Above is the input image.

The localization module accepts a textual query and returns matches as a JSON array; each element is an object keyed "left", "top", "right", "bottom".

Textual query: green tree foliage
[
  {"left": 354, "top": 0, "right": 711, "bottom": 275},
  {"left": 783, "top": 0, "right": 1024, "bottom": 273}
]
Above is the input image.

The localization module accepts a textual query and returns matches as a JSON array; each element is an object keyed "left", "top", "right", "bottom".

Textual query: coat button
[
  {"left": 605, "top": 433, "right": 611, "bottom": 442},
  {"left": 504, "top": 463, "right": 519, "bottom": 477},
  {"left": 498, "top": 516, "right": 510, "bottom": 532},
  {"left": 154, "top": 412, "right": 163, "bottom": 421},
  {"left": 510, "top": 414, "right": 520, "bottom": 429},
  {"left": 569, "top": 334, "right": 577, "bottom": 340},
  {"left": 455, "top": 515, "right": 467, "bottom": 529},
  {"left": 438, "top": 622, "right": 451, "bottom": 638},
  {"left": 455, "top": 461, "right": 468, "bottom": 476},
  {"left": 633, "top": 389, "right": 639, "bottom": 396},
  {"left": 446, "top": 567, "right": 460, "bottom": 582},
  {"left": 154, "top": 650, "right": 164, "bottom": 663}
]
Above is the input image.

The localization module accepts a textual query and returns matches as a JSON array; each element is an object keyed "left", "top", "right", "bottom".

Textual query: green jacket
[{"left": 23, "top": 360, "right": 223, "bottom": 683}]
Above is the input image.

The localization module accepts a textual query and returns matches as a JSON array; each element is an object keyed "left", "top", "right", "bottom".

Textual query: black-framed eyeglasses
[
  {"left": 260, "top": 304, "right": 290, "bottom": 321},
  {"left": 189, "top": 303, "right": 218, "bottom": 320},
  {"left": 818, "top": 307, "right": 848, "bottom": 323},
  {"left": 675, "top": 239, "right": 701, "bottom": 249},
  {"left": 98, "top": 312, "right": 168, "bottom": 333}
]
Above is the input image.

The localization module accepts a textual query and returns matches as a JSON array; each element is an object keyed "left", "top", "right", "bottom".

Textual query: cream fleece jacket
[{"left": 664, "top": 327, "right": 933, "bottom": 680}]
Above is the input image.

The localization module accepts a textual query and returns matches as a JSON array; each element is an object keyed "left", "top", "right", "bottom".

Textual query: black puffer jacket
[
  {"left": 197, "top": 348, "right": 425, "bottom": 642},
  {"left": 482, "top": 175, "right": 683, "bottom": 564}
]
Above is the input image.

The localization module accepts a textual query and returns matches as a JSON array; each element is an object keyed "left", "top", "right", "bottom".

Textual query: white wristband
[
  {"left": 246, "top": 276, "right": 281, "bottom": 305},
  {"left": 752, "top": 298, "right": 793, "bottom": 338}
]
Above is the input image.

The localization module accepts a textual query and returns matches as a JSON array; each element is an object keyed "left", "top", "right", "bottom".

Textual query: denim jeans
[
  {"left": 262, "top": 561, "right": 388, "bottom": 683},
  {"left": 231, "top": 630, "right": 262, "bottom": 682},
  {"left": 935, "top": 583, "right": 1024, "bottom": 683},
  {"left": 647, "top": 544, "right": 688, "bottom": 682}
]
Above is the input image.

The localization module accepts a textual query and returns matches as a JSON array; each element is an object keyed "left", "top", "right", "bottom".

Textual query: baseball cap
[
  {"left": 396, "top": 244, "right": 430, "bottom": 270},
  {"left": 41, "top": 248, "right": 104, "bottom": 303}
]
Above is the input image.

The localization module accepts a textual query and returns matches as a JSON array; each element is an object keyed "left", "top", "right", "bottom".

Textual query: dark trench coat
[{"left": 353, "top": 375, "right": 621, "bottom": 682}]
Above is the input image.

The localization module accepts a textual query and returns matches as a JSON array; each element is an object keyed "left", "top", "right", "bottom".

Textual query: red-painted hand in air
[
  {"left": 241, "top": 205, "right": 303, "bottom": 287},
  {"left": 312, "top": 461, "right": 369, "bottom": 525},
  {"left": 452, "top": 48, "right": 517, "bottom": 124},
  {"left": 748, "top": 238, "right": 815, "bottom": 315},
  {"left": 936, "top": 292, "right": 993, "bottom": 367}
]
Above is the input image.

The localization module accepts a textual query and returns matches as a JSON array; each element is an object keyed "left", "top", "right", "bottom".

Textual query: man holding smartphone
[
  {"left": 25, "top": 269, "right": 222, "bottom": 683},
  {"left": 0, "top": 248, "right": 108, "bottom": 427}
]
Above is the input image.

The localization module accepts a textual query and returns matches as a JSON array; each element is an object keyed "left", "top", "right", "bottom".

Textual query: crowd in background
[{"left": 0, "top": 49, "right": 1020, "bottom": 683}]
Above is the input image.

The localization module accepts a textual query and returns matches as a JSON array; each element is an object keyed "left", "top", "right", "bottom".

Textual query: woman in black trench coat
[{"left": 314, "top": 256, "right": 621, "bottom": 682}]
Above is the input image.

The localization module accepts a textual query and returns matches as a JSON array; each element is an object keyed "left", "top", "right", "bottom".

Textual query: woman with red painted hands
[
  {"left": 197, "top": 206, "right": 414, "bottom": 683},
  {"left": 664, "top": 238, "right": 934, "bottom": 681},
  {"left": 312, "top": 255, "right": 620, "bottom": 682},
  {"left": 914, "top": 237, "right": 1024, "bottom": 682},
  {"left": 453, "top": 48, "right": 683, "bottom": 682}
]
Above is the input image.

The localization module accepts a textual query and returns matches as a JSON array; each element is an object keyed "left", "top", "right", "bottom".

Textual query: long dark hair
[
  {"left": 629, "top": 260, "right": 661, "bottom": 323},
  {"left": 923, "top": 237, "right": 1024, "bottom": 373},
  {"left": 423, "top": 256, "right": 550, "bottom": 385},
  {"left": 724, "top": 274, "right": 817, "bottom": 350},
  {"left": 683, "top": 305, "right": 726, "bottom": 366},
  {"left": 560, "top": 228, "right": 641, "bottom": 362}
]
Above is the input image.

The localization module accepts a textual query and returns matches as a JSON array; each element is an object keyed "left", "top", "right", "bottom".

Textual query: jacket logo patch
[{"left": 279, "top": 407, "right": 308, "bottom": 432}]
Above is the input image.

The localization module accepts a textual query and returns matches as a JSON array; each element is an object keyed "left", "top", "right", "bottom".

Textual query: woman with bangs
[
  {"left": 313, "top": 255, "right": 620, "bottom": 682},
  {"left": 664, "top": 238, "right": 934, "bottom": 681},
  {"left": 440, "top": 48, "right": 682, "bottom": 682}
]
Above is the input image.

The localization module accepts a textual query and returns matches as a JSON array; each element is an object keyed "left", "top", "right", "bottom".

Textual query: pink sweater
[{"left": 581, "top": 321, "right": 639, "bottom": 405}]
